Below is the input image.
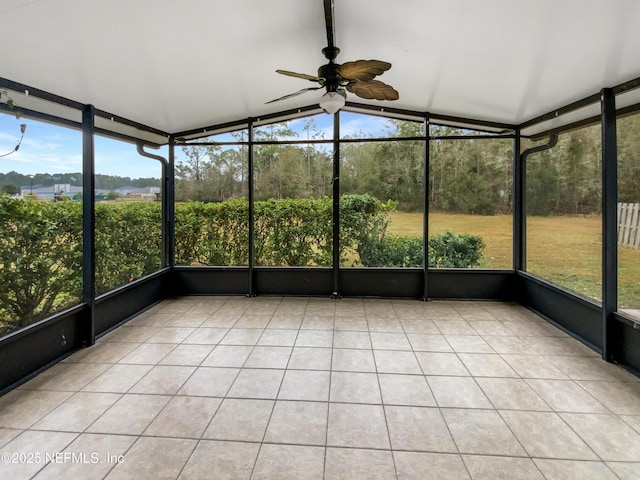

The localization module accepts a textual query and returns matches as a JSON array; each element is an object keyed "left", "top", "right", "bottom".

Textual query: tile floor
[{"left": 2, "top": 296, "right": 640, "bottom": 479}]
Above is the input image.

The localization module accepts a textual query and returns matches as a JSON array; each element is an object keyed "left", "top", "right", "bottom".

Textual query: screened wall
[{"left": 1, "top": 82, "right": 640, "bottom": 391}]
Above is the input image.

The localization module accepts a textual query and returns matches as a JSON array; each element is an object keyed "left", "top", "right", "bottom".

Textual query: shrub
[
  {"left": 0, "top": 195, "right": 82, "bottom": 333},
  {"left": 95, "top": 202, "right": 162, "bottom": 294},
  {"left": 428, "top": 231, "right": 485, "bottom": 268}
]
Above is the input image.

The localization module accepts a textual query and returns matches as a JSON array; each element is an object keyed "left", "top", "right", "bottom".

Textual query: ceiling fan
[{"left": 267, "top": 0, "right": 399, "bottom": 114}]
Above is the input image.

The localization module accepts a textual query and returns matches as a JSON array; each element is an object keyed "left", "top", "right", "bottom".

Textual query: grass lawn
[{"left": 388, "top": 211, "right": 640, "bottom": 309}]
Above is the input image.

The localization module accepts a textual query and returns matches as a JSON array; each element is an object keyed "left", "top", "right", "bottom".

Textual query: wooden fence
[{"left": 618, "top": 203, "right": 640, "bottom": 249}]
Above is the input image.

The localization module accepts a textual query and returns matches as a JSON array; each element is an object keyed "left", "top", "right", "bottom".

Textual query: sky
[{"left": 0, "top": 111, "right": 398, "bottom": 179}]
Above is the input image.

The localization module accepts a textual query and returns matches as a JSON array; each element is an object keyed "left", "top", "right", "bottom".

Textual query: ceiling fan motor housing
[{"left": 318, "top": 62, "right": 341, "bottom": 92}]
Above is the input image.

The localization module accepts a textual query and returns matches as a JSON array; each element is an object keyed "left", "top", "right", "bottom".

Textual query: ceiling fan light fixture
[{"left": 319, "top": 88, "right": 346, "bottom": 114}]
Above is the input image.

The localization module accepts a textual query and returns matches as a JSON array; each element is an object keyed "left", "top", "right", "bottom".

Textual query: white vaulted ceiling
[{"left": 1, "top": 0, "right": 639, "bottom": 139}]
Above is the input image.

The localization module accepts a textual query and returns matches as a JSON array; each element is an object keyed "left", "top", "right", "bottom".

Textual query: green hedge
[{"left": 0, "top": 194, "right": 484, "bottom": 335}]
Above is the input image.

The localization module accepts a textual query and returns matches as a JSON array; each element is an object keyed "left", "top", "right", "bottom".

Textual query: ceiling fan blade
[
  {"left": 338, "top": 60, "right": 392, "bottom": 82},
  {"left": 266, "top": 87, "right": 323, "bottom": 104},
  {"left": 276, "top": 70, "right": 323, "bottom": 82},
  {"left": 346, "top": 80, "right": 399, "bottom": 101}
]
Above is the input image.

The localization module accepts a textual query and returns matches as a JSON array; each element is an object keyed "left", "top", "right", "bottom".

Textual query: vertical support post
[
  {"left": 331, "top": 111, "right": 341, "bottom": 298},
  {"left": 167, "top": 137, "right": 176, "bottom": 268},
  {"left": 81, "top": 104, "right": 95, "bottom": 347},
  {"left": 422, "top": 114, "right": 430, "bottom": 301},
  {"left": 513, "top": 129, "right": 524, "bottom": 272},
  {"left": 248, "top": 118, "right": 256, "bottom": 297},
  {"left": 601, "top": 87, "right": 618, "bottom": 362}
]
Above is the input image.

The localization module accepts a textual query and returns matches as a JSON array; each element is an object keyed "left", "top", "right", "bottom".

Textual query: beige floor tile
[
  {"left": 525, "top": 379, "right": 610, "bottom": 413},
  {"left": 6, "top": 297, "right": 640, "bottom": 480},
  {"left": 367, "top": 318, "right": 404, "bottom": 333},
  {"left": 385, "top": 406, "right": 457, "bottom": 452},
  {"left": 295, "top": 330, "right": 334, "bottom": 347},
  {"left": 64, "top": 342, "right": 139, "bottom": 364},
  {"left": 266, "top": 314, "right": 303, "bottom": 329},
  {"left": 428, "top": 377, "right": 492, "bottom": 408},
  {"left": 469, "top": 321, "right": 515, "bottom": 336},
  {"left": 128, "top": 312, "right": 177, "bottom": 326},
  {"left": 393, "top": 305, "right": 427, "bottom": 321},
  {"left": 169, "top": 314, "right": 210, "bottom": 327},
  {"left": 0, "top": 428, "right": 21, "bottom": 448},
  {"left": 325, "top": 448, "right": 396, "bottom": 480},
  {"left": 522, "top": 336, "right": 597, "bottom": 357},
  {"left": 445, "top": 335, "right": 494, "bottom": 353},
  {"left": 203, "top": 398, "right": 273, "bottom": 442},
  {"left": 104, "top": 437, "right": 196, "bottom": 480},
  {"left": 144, "top": 396, "right": 221, "bottom": 438},
  {"left": 433, "top": 320, "right": 476, "bottom": 335},
  {"left": 251, "top": 444, "right": 325, "bottom": 480},
  {"left": 82, "top": 364, "right": 153, "bottom": 393},
  {"left": 200, "top": 314, "right": 241, "bottom": 328},
  {"left": 374, "top": 350, "right": 422, "bottom": 374},
  {"left": 129, "top": 365, "right": 196, "bottom": 395},
  {"left": 178, "top": 440, "right": 259, "bottom": 480},
  {"left": 244, "top": 346, "right": 292, "bottom": 369},
  {"left": 334, "top": 300, "right": 365, "bottom": 316},
  {"left": 331, "top": 349, "right": 376, "bottom": 372},
  {"left": 257, "top": 329, "right": 298, "bottom": 346},
  {"left": 415, "top": 352, "right": 470, "bottom": 376},
  {"left": 0, "top": 430, "right": 78, "bottom": 479},
  {"left": 300, "top": 316, "right": 335, "bottom": 330},
  {"left": 201, "top": 345, "right": 252, "bottom": 367},
  {"left": 178, "top": 367, "right": 239, "bottom": 397},
  {"left": 370, "top": 332, "right": 412, "bottom": 350},
  {"left": 218, "top": 328, "right": 263, "bottom": 345},
  {"left": 545, "top": 356, "right": 617, "bottom": 381},
  {"left": 533, "top": 459, "right": 618, "bottom": 479},
  {"left": 264, "top": 401, "right": 328, "bottom": 445},
  {"left": 462, "top": 455, "right": 544, "bottom": 479},
  {"left": 394, "top": 452, "right": 470, "bottom": 480},
  {"left": 330, "top": 372, "right": 382, "bottom": 404},
  {"left": 102, "top": 326, "right": 158, "bottom": 343},
  {"left": 577, "top": 381, "right": 640, "bottom": 414},
  {"left": 327, "top": 403, "right": 390, "bottom": 449},
  {"left": 0, "top": 390, "right": 72, "bottom": 429},
  {"left": 458, "top": 353, "right": 519, "bottom": 377},
  {"left": 333, "top": 331, "right": 371, "bottom": 349},
  {"left": 228, "top": 368, "right": 285, "bottom": 399},
  {"left": 501, "top": 354, "right": 568, "bottom": 379},
  {"left": 502, "top": 320, "right": 566, "bottom": 337},
  {"left": 482, "top": 336, "right": 538, "bottom": 355},
  {"left": 118, "top": 343, "right": 176, "bottom": 365},
  {"left": 159, "top": 344, "right": 214, "bottom": 366},
  {"left": 442, "top": 408, "right": 526, "bottom": 456},
  {"left": 560, "top": 412, "right": 640, "bottom": 461},
  {"left": 32, "top": 392, "right": 121, "bottom": 432},
  {"left": 87, "top": 393, "right": 171, "bottom": 435},
  {"left": 278, "top": 370, "right": 330, "bottom": 401},
  {"left": 288, "top": 347, "right": 332, "bottom": 370},
  {"left": 620, "top": 414, "right": 640, "bottom": 434},
  {"left": 147, "top": 327, "right": 196, "bottom": 343},
  {"left": 20, "top": 362, "right": 110, "bottom": 392},
  {"left": 379, "top": 373, "right": 436, "bottom": 406},
  {"left": 365, "top": 302, "right": 397, "bottom": 320},
  {"left": 334, "top": 317, "right": 369, "bottom": 331},
  {"left": 606, "top": 461, "right": 640, "bottom": 480},
  {"left": 33, "top": 433, "right": 136, "bottom": 480},
  {"left": 407, "top": 333, "right": 453, "bottom": 352},
  {"left": 475, "top": 378, "right": 550, "bottom": 411},
  {"left": 400, "top": 319, "right": 440, "bottom": 334},
  {"left": 500, "top": 410, "right": 597, "bottom": 460},
  {"left": 183, "top": 327, "right": 229, "bottom": 345},
  {"left": 235, "top": 315, "right": 272, "bottom": 329}
]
